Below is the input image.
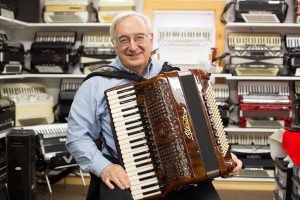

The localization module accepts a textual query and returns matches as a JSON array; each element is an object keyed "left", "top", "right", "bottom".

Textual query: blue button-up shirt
[{"left": 66, "top": 56, "right": 163, "bottom": 177}]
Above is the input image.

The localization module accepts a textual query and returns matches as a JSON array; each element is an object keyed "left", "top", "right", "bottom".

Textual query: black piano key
[
  {"left": 136, "top": 160, "right": 152, "bottom": 168},
  {"left": 134, "top": 155, "right": 150, "bottom": 163},
  {"left": 130, "top": 137, "right": 146, "bottom": 144},
  {"left": 143, "top": 188, "right": 161, "bottom": 196},
  {"left": 141, "top": 183, "right": 159, "bottom": 190},
  {"left": 139, "top": 175, "right": 156, "bottom": 181},
  {"left": 128, "top": 129, "right": 144, "bottom": 136},
  {"left": 133, "top": 150, "right": 150, "bottom": 158},
  {"left": 125, "top": 118, "right": 142, "bottom": 125},
  {"left": 126, "top": 124, "right": 143, "bottom": 130},
  {"left": 131, "top": 142, "right": 147, "bottom": 149},
  {"left": 119, "top": 98, "right": 136, "bottom": 105},
  {"left": 115, "top": 87, "right": 135, "bottom": 95},
  {"left": 119, "top": 92, "right": 136, "bottom": 99},
  {"left": 122, "top": 105, "right": 138, "bottom": 112},
  {"left": 137, "top": 168, "right": 154, "bottom": 176}
]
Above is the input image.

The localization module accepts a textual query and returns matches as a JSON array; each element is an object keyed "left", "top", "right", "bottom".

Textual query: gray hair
[{"left": 110, "top": 11, "right": 152, "bottom": 38}]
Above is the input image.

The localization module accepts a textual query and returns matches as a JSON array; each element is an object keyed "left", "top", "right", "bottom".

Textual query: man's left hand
[{"left": 224, "top": 153, "right": 243, "bottom": 178}]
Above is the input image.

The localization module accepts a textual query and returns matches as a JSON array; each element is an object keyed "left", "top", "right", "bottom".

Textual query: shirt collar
[{"left": 112, "top": 56, "right": 153, "bottom": 78}]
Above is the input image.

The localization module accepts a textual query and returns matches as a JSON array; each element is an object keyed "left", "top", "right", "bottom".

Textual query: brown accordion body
[{"left": 105, "top": 69, "right": 235, "bottom": 200}]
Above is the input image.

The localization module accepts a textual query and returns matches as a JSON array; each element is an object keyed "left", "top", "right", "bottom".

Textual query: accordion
[
  {"left": 226, "top": 32, "right": 286, "bottom": 76},
  {"left": 0, "top": 83, "right": 54, "bottom": 127},
  {"left": 28, "top": 123, "right": 77, "bottom": 169},
  {"left": 58, "top": 78, "right": 83, "bottom": 122},
  {"left": 0, "top": 31, "right": 25, "bottom": 75},
  {"left": 30, "top": 31, "right": 76, "bottom": 73},
  {"left": 234, "top": 0, "right": 288, "bottom": 23},
  {"left": 238, "top": 81, "right": 292, "bottom": 128},
  {"left": 79, "top": 32, "right": 116, "bottom": 74},
  {"left": 98, "top": 0, "right": 135, "bottom": 23},
  {"left": 105, "top": 69, "right": 235, "bottom": 200},
  {"left": 43, "top": 0, "right": 97, "bottom": 23},
  {"left": 285, "top": 35, "right": 300, "bottom": 75}
]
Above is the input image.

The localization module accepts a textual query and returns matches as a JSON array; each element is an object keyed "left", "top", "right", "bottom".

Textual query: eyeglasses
[{"left": 113, "top": 33, "right": 150, "bottom": 47}]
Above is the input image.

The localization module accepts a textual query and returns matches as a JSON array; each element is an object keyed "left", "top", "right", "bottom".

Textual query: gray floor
[
  {"left": 35, "top": 184, "right": 87, "bottom": 200},
  {"left": 34, "top": 184, "right": 274, "bottom": 200}
]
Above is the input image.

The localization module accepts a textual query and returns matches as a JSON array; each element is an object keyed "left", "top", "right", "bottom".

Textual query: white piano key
[
  {"left": 129, "top": 171, "right": 155, "bottom": 182},
  {"left": 114, "top": 116, "right": 141, "bottom": 127},
  {"left": 118, "top": 134, "right": 146, "bottom": 146},
  {"left": 123, "top": 152, "right": 150, "bottom": 164},
  {"left": 115, "top": 121, "right": 143, "bottom": 132},
  {"left": 112, "top": 113, "right": 141, "bottom": 123},
  {"left": 126, "top": 165, "right": 153, "bottom": 177},
  {"left": 121, "top": 146, "right": 149, "bottom": 159},
  {"left": 106, "top": 86, "right": 134, "bottom": 96},
  {"left": 130, "top": 178, "right": 159, "bottom": 188},
  {"left": 132, "top": 190, "right": 161, "bottom": 200},
  {"left": 131, "top": 185, "right": 160, "bottom": 196},
  {"left": 117, "top": 132, "right": 145, "bottom": 142},
  {"left": 116, "top": 126, "right": 144, "bottom": 137},
  {"left": 112, "top": 108, "right": 139, "bottom": 118},
  {"left": 119, "top": 140, "right": 147, "bottom": 152},
  {"left": 125, "top": 162, "right": 154, "bottom": 174},
  {"left": 126, "top": 163, "right": 154, "bottom": 175},
  {"left": 109, "top": 95, "right": 136, "bottom": 106},
  {"left": 110, "top": 101, "right": 137, "bottom": 113},
  {"left": 107, "top": 90, "right": 136, "bottom": 101},
  {"left": 124, "top": 157, "right": 152, "bottom": 168},
  {"left": 120, "top": 143, "right": 148, "bottom": 155}
]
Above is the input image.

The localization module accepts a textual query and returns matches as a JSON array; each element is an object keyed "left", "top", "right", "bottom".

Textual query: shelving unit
[
  {"left": 0, "top": 17, "right": 111, "bottom": 141},
  {"left": 220, "top": 0, "right": 300, "bottom": 183},
  {"left": 0, "top": 15, "right": 113, "bottom": 106}
]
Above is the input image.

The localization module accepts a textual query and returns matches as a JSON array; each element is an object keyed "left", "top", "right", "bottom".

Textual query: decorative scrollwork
[{"left": 182, "top": 107, "right": 194, "bottom": 141}]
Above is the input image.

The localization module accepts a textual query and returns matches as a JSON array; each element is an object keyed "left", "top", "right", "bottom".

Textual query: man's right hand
[{"left": 100, "top": 164, "right": 131, "bottom": 190}]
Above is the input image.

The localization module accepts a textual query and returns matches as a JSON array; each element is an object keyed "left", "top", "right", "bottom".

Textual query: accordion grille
[{"left": 144, "top": 79, "right": 191, "bottom": 179}]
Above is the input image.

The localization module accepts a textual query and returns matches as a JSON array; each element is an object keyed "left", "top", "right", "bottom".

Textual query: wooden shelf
[
  {"left": 224, "top": 126, "right": 277, "bottom": 133},
  {"left": 226, "top": 75, "right": 300, "bottom": 80},
  {"left": 213, "top": 178, "right": 274, "bottom": 190},
  {"left": 0, "top": 16, "right": 111, "bottom": 30},
  {"left": 0, "top": 74, "right": 86, "bottom": 80},
  {"left": 211, "top": 74, "right": 300, "bottom": 80},
  {"left": 226, "top": 22, "right": 300, "bottom": 29}
]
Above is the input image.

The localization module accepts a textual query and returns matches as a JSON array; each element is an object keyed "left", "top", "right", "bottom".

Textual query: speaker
[
  {"left": 11, "top": 0, "right": 40, "bottom": 22},
  {"left": 6, "top": 129, "right": 36, "bottom": 200}
]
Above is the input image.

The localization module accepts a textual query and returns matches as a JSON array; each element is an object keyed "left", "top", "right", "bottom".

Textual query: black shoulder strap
[
  {"left": 84, "top": 62, "right": 180, "bottom": 83},
  {"left": 84, "top": 65, "right": 146, "bottom": 82}
]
